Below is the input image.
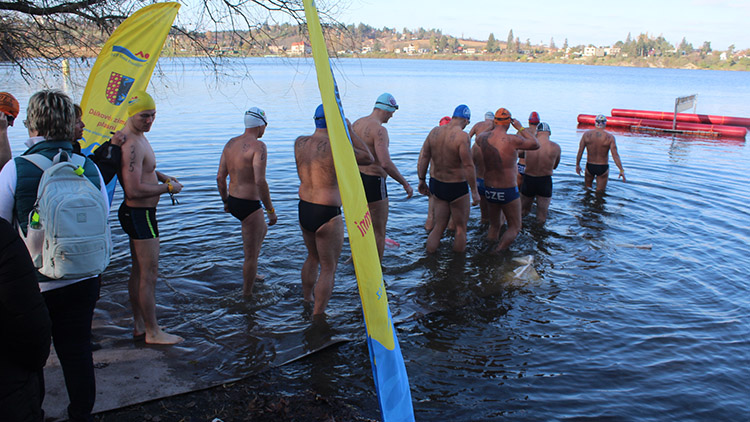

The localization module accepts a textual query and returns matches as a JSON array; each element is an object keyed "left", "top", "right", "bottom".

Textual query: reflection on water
[{"left": 4, "top": 58, "right": 750, "bottom": 419}]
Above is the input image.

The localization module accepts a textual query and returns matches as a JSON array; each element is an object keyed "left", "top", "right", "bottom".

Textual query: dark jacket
[{"left": 0, "top": 217, "right": 52, "bottom": 417}]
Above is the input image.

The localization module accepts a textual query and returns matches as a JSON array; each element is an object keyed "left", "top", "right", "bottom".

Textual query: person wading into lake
[
  {"left": 575, "top": 114, "right": 626, "bottom": 192},
  {"left": 521, "top": 122, "right": 561, "bottom": 224},
  {"left": 295, "top": 105, "right": 373, "bottom": 317},
  {"left": 478, "top": 108, "right": 539, "bottom": 252},
  {"left": 217, "top": 107, "right": 277, "bottom": 296},
  {"left": 114, "top": 90, "right": 184, "bottom": 345},
  {"left": 469, "top": 111, "right": 495, "bottom": 224},
  {"left": 352, "top": 93, "right": 412, "bottom": 261},
  {"left": 517, "top": 111, "right": 540, "bottom": 189},
  {"left": 417, "top": 104, "right": 480, "bottom": 253}
]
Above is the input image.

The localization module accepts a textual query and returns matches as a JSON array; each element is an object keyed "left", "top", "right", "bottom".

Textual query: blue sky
[{"left": 334, "top": 0, "right": 749, "bottom": 50}]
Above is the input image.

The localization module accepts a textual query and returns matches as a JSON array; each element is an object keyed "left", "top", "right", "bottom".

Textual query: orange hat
[
  {"left": 528, "top": 111, "right": 540, "bottom": 124},
  {"left": 494, "top": 107, "right": 511, "bottom": 122},
  {"left": 0, "top": 92, "right": 20, "bottom": 118}
]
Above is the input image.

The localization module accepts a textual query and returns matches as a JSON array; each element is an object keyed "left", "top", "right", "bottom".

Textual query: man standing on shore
[
  {"left": 521, "top": 122, "right": 561, "bottom": 224},
  {"left": 417, "top": 104, "right": 479, "bottom": 253},
  {"left": 295, "top": 105, "right": 373, "bottom": 317},
  {"left": 352, "top": 93, "right": 412, "bottom": 261},
  {"left": 115, "top": 90, "right": 184, "bottom": 345},
  {"left": 478, "top": 108, "right": 539, "bottom": 252},
  {"left": 575, "top": 114, "right": 626, "bottom": 192},
  {"left": 217, "top": 107, "right": 276, "bottom": 296}
]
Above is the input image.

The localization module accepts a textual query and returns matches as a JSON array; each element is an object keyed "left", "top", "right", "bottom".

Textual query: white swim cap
[{"left": 244, "top": 107, "right": 267, "bottom": 128}]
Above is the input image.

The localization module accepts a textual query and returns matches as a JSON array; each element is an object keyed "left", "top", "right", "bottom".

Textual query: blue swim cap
[
  {"left": 453, "top": 104, "right": 471, "bottom": 121},
  {"left": 314, "top": 104, "right": 326, "bottom": 129},
  {"left": 374, "top": 93, "right": 398, "bottom": 112}
]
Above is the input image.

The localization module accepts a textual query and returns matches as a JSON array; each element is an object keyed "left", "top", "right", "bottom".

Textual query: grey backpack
[{"left": 20, "top": 150, "right": 112, "bottom": 279}]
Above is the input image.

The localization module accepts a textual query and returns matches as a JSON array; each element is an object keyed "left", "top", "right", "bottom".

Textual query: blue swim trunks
[{"left": 484, "top": 186, "right": 520, "bottom": 204}]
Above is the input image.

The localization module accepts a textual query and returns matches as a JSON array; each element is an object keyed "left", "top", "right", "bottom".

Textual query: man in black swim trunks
[
  {"left": 576, "top": 114, "right": 626, "bottom": 192},
  {"left": 417, "top": 104, "right": 480, "bottom": 253},
  {"left": 521, "top": 122, "right": 561, "bottom": 224},
  {"left": 352, "top": 93, "right": 412, "bottom": 261},
  {"left": 295, "top": 104, "right": 373, "bottom": 317},
  {"left": 217, "top": 107, "right": 277, "bottom": 296},
  {"left": 114, "top": 90, "right": 184, "bottom": 345}
]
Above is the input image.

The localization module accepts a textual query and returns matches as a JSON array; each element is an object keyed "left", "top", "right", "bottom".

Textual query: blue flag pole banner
[{"left": 302, "top": 1, "right": 415, "bottom": 421}]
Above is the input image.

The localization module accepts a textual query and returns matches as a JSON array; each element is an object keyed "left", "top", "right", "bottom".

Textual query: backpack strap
[{"left": 19, "top": 154, "right": 54, "bottom": 172}]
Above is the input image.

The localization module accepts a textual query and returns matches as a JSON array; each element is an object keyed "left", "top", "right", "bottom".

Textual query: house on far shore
[{"left": 290, "top": 41, "right": 311, "bottom": 55}]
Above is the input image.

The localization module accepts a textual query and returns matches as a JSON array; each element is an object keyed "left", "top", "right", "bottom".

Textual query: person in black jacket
[
  {"left": 0, "top": 217, "right": 52, "bottom": 422},
  {"left": 73, "top": 104, "right": 123, "bottom": 186}
]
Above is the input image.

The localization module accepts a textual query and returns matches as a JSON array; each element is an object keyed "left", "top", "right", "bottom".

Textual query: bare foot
[
  {"left": 145, "top": 330, "right": 184, "bottom": 345},
  {"left": 134, "top": 326, "right": 166, "bottom": 339},
  {"left": 255, "top": 274, "right": 265, "bottom": 282}
]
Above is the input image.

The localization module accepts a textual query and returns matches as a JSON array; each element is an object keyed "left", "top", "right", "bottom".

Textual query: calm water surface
[{"left": 2, "top": 58, "right": 749, "bottom": 420}]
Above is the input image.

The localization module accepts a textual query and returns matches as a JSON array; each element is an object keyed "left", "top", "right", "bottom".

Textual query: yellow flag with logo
[
  {"left": 303, "top": 1, "right": 414, "bottom": 420},
  {"left": 79, "top": 2, "right": 180, "bottom": 154}
]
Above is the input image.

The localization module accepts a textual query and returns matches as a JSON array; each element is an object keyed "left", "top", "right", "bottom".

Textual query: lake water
[{"left": 2, "top": 58, "right": 750, "bottom": 420}]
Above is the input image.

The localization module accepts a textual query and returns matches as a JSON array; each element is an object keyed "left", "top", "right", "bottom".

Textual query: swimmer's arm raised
[
  {"left": 512, "top": 118, "right": 539, "bottom": 151},
  {"left": 0, "top": 114, "right": 10, "bottom": 169},
  {"left": 253, "top": 142, "right": 276, "bottom": 224}
]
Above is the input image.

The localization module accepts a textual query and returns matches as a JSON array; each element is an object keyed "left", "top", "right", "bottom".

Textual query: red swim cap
[
  {"left": 528, "top": 111, "right": 540, "bottom": 124},
  {"left": 439, "top": 116, "right": 451, "bottom": 126},
  {"left": 0, "top": 92, "right": 19, "bottom": 118}
]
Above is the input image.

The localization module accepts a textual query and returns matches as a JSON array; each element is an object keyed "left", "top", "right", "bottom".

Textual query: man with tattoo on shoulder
[{"left": 113, "top": 91, "right": 184, "bottom": 345}]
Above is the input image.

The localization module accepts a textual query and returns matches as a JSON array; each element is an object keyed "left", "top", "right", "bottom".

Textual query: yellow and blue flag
[
  {"left": 79, "top": 2, "right": 180, "bottom": 154},
  {"left": 302, "top": 1, "right": 414, "bottom": 421}
]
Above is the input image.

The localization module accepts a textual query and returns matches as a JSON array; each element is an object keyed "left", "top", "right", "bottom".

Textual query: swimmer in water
[
  {"left": 417, "top": 104, "right": 480, "bottom": 253},
  {"left": 217, "top": 107, "right": 277, "bottom": 296},
  {"left": 352, "top": 93, "right": 413, "bottom": 261},
  {"left": 575, "top": 114, "right": 626, "bottom": 192},
  {"left": 295, "top": 104, "right": 373, "bottom": 317}
]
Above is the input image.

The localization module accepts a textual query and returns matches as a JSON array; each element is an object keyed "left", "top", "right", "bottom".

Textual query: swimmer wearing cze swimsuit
[
  {"left": 521, "top": 175, "right": 553, "bottom": 198},
  {"left": 360, "top": 172, "right": 388, "bottom": 203},
  {"left": 586, "top": 163, "right": 609, "bottom": 176},
  {"left": 429, "top": 178, "right": 469, "bottom": 202},
  {"left": 484, "top": 185, "right": 520, "bottom": 204},
  {"left": 227, "top": 195, "right": 262, "bottom": 221},
  {"left": 298, "top": 200, "right": 342, "bottom": 233}
]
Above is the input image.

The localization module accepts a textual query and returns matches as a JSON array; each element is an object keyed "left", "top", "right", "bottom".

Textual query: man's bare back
[
  {"left": 220, "top": 134, "right": 266, "bottom": 200},
  {"left": 524, "top": 130, "right": 561, "bottom": 177},
  {"left": 295, "top": 133, "right": 341, "bottom": 207},
  {"left": 575, "top": 119, "right": 626, "bottom": 190},
  {"left": 423, "top": 124, "right": 474, "bottom": 183},
  {"left": 579, "top": 129, "right": 616, "bottom": 165}
]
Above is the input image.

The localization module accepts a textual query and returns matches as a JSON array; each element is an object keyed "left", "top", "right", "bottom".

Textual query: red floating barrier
[
  {"left": 577, "top": 114, "right": 747, "bottom": 139},
  {"left": 611, "top": 109, "right": 750, "bottom": 128}
]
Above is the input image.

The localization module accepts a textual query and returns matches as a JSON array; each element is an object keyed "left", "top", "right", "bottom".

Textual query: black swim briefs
[
  {"left": 586, "top": 163, "right": 609, "bottom": 176},
  {"left": 118, "top": 203, "right": 159, "bottom": 239},
  {"left": 429, "top": 178, "right": 469, "bottom": 202},
  {"left": 298, "top": 199, "right": 341, "bottom": 233},
  {"left": 360, "top": 172, "right": 388, "bottom": 203},
  {"left": 521, "top": 175, "right": 553, "bottom": 198},
  {"left": 227, "top": 195, "right": 262, "bottom": 222}
]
